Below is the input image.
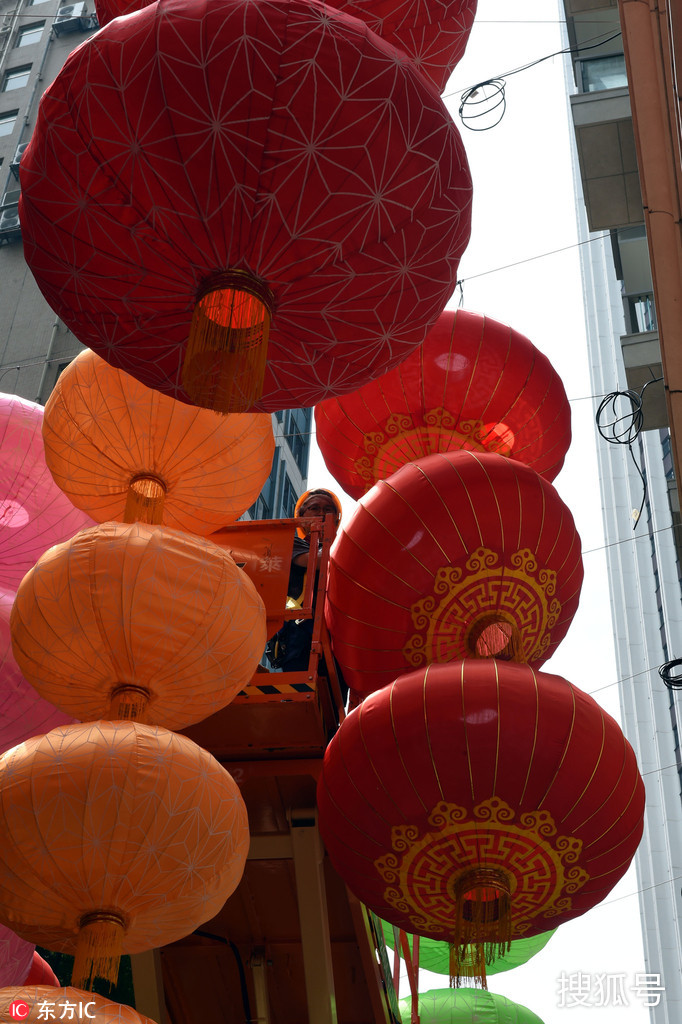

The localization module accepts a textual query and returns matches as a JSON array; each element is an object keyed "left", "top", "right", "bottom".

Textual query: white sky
[{"left": 308, "top": 1, "right": 656, "bottom": 1021}]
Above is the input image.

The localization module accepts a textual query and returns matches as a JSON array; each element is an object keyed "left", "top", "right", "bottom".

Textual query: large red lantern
[
  {"left": 20, "top": 0, "right": 472, "bottom": 413},
  {"left": 326, "top": 450, "right": 583, "bottom": 696},
  {"left": 315, "top": 309, "right": 571, "bottom": 499},
  {"left": 317, "top": 661, "right": 645, "bottom": 981}
]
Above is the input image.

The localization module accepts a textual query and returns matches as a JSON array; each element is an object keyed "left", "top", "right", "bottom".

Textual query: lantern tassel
[
  {"left": 450, "top": 868, "right": 513, "bottom": 988},
  {"left": 183, "top": 273, "right": 274, "bottom": 414},
  {"left": 72, "top": 911, "right": 125, "bottom": 990},
  {"left": 124, "top": 475, "right": 166, "bottom": 525}
]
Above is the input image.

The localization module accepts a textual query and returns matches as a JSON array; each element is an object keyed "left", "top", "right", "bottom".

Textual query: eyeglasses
[{"left": 301, "top": 502, "right": 337, "bottom": 515}]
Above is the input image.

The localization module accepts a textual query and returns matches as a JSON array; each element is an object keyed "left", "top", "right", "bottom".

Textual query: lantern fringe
[
  {"left": 449, "top": 868, "right": 513, "bottom": 989},
  {"left": 109, "top": 685, "right": 150, "bottom": 721},
  {"left": 72, "top": 911, "right": 125, "bottom": 990},
  {"left": 183, "top": 273, "right": 274, "bottom": 414},
  {"left": 124, "top": 475, "right": 166, "bottom": 525}
]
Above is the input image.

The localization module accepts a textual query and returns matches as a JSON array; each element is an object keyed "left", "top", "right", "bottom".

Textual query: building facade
[
  {"left": 0, "top": 0, "right": 310, "bottom": 517},
  {"left": 563, "top": 1, "right": 682, "bottom": 1018}
]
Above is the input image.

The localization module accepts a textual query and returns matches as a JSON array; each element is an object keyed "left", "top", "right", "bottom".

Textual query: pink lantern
[
  {"left": 0, "top": 395, "right": 94, "bottom": 591},
  {"left": 0, "top": 924, "right": 34, "bottom": 988},
  {"left": 0, "top": 588, "right": 73, "bottom": 756}
]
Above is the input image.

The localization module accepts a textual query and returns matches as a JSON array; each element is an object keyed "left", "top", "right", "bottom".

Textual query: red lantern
[
  {"left": 315, "top": 309, "right": 571, "bottom": 499},
  {"left": 94, "top": 0, "right": 477, "bottom": 93},
  {"left": 326, "top": 450, "right": 583, "bottom": 696},
  {"left": 317, "top": 661, "right": 645, "bottom": 980},
  {"left": 20, "top": 0, "right": 472, "bottom": 413},
  {"left": 324, "top": 0, "right": 477, "bottom": 93},
  {"left": 22, "top": 953, "right": 60, "bottom": 987}
]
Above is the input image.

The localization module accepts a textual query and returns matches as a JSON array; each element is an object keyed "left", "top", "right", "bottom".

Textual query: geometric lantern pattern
[
  {"left": 43, "top": 349, "right": 275, "bottom": 533},
  {"left": 0, "top": 394, "right": 94, "bottom": 592},
  {"left": 94, "top": 0, "right": 478, "bottom": 95},
  {"left": 315, "top": 309, "right": 572, "bottom": 499},
  {"left": 0, "top": 722, "right": 249, "bottom": 977},
  {"left": 317, "top": 661, "right": 645, "bottom": 942},
  {"left": 324, "top": 0, "right": 478, "bottom": 93},
  {"left": 20, "top": 0, "right": 472, "bottom": 412},
  {"left": 11, "top": 521, "right": 266, "bottom": 729},
  {"left": 326, "top": 450, "right": 583, "bottom": 695}
]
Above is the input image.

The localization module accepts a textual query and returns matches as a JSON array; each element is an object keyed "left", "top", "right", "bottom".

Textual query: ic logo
[{"left": 9, "top": 1002, "right": 30, "bottom": 1020}]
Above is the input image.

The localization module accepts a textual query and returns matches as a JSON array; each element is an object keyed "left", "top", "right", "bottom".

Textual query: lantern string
[
  {"left": 452, "top": 29, "right": 623, "bottom": 130},
  {"left": 596, "top": 377, "right": 663, "bottom": 531}
]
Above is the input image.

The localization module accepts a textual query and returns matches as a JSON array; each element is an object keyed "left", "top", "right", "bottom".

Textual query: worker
[{"left": 265, "top": 487, "right": 342, "bottom": 672}]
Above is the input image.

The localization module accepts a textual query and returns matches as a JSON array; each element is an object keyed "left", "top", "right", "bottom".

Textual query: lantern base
[
  {"left": 72, "top": 911, "right": 126, "bottom": 991},
  {"left": 109, "top": 684, "right": 151, "bottom": 721},
  {"left": 183, "top": 271, "right": 274, "bottom": 414},
  {"left": 124, "top": 475, "right": 167, "bottom": 525},
  {"left": 467, "top": 614, "right": 524, "bottom": 661}
]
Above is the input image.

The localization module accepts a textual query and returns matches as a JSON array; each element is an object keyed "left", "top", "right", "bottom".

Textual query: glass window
[
  {"left": 27, "top": 0, "right": 50, "bottom": 5},
  {"left": 2, "top": 66, "right": 31, "bottom": 91},
  {"left": 16, "top": 22, "right": 45, "bottom": 47},
  {"left": 580, "top": 53, "right": 627, "bottom": 93},
  {"left": 0, "top": 110, "right": 18, "bottom": 137}
]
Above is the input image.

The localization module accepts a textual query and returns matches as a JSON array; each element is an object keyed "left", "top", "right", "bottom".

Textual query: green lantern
[
  {"left": 380, "top": 919, "right": 555, "bottom": 978},
  {"left": 398, "top": 988, "right": 545, "bottom": 1024}
]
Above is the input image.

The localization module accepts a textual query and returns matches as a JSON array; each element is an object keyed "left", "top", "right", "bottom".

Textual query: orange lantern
[
  {"left": 0, "top": 987, "right": 157, "bottom": 1024},
  {"left": 0, "top": 722, "right": 249, "bottom": 989},
  {"left": 326, "top": 450, "right": 583, "bottom": 696},
  {"left": 43, "top": 349, "right": 274, "bottom": 531},
  {"left": 317, "top": 661, "right": 645, "bottom": 984},
  {"left": 315, "top": 309, "right": 571, "bottom": 499},
  {"left": 11, "top": 522, "right": 266, "bottom": 728}
]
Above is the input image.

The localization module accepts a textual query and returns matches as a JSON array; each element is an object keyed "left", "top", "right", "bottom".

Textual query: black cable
[
  {"left": 194, "top": 930, "right": 253, "bottom": 1024},
  {"left": 595, "top": 377, "right": 663, "bottom": 531},
  {"left": 456, "top": 29, "right": 623, "bottom": 130},
  {"left": 658, "top": 659, "right": 682, "bottom": 691}
]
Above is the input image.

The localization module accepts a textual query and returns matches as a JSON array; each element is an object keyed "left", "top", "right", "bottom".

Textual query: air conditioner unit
[
  {"left": 0, "top": 204, "right": 21, "bottom": 240},
  {"left": 9, "top": 141, "right": 30, "bottom": 181},
  {"left": 53, "top": 1, "right": 88, "bottom": 35}
]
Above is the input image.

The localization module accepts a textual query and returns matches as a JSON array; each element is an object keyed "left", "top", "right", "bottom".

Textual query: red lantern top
[
  {"left": 20, "top": 0, "right": 472, "bottom": 412},
  {"left": 326, "top": 450, "right": 583, "bottom": 695},
  {"left": 315, "top": 309, "right": 572, "bottom": 499},
  {"left": 94, "top": 0, "right": 477, "bottom": 94},
  {"left": 325, "top": 0, "right": 477, "bottom": 92},
  {"left": 317, "top": 661, "right": 645, "bottom": 944}
]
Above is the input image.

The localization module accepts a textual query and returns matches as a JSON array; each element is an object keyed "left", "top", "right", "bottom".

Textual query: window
[
  {"left": 0, "top": 110, "right": 18, "bottom": 137},
  {"left": 27, "top": 0, "right": 50, "bottom": 5},
  {"left": 579, "top": 53, "right": 627, "bottom": 93},
  {"left": 16, "top": 22, "right": 45, "bottom": 47},
  {"left": 3, "top": 66, "right": 31, "bottom": 91}
]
